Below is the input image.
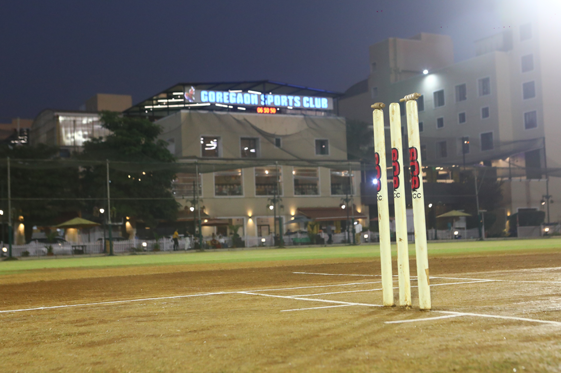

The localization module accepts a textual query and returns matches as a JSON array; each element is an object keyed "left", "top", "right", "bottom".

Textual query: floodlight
[
  {"left": 423, "top": 69, "right": 429, "bottom": 75},
  {"left": 99, "top": 208, "right": 105, "bottom": 214}
]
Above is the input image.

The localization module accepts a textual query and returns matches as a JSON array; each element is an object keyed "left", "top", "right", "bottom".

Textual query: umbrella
[
  {"left": 56, "top": 217, "right": 100, "bottom": 229},
  {"left": 436, "top": 210, "right": 472, "bottom": 218},
  {"left": 285, "top": 216, "right": 312, "bottom": 224}
]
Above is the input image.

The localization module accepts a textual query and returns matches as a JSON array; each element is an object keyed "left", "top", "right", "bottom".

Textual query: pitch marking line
[
  {"left": 435, "top": 311, "right": 561, "bottom": 326},
  {"left": 293, "top": 272, "right": 375, "bottom": 277},
  {"left": 239, "top": 291, "right": 384, "bottom": 308},
  {"left": 281, "top": 305, "right": 353, "bottom": 312},
  {"left": 385, "top": 315, "right": 463, "bottom": 324}
]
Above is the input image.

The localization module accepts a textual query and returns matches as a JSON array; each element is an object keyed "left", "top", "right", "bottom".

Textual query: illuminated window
[
  {"left": 524, "top": 111, "right": 537, "bottom": 129},
  {"left": 201, "top": 136, "right": 220, "bottom": 157},
  {"left": 173, "top": 173, "right": 202, "bottom": 196},
  {"left": 481, "top": 107, "right": 490, "bottom": 119},
  {"left": 458, "top": 112, "right": 466, "bottom": 124},
  {"left": 437, "top": 141, "right": 447, "bottom": 158},
  {"left": 330, "top": 170, "right": 352, "bottom": 196},
  {"left": 437, "top": 117, "right": 444, "bottom": 129},
  {"left": 255, "top": 167, "right": 282, "bottom": 196},
  {"left": 294, "top": 168, "right": 319, "bottom": 196},
  {"left": 315, "top": 139, "right": 329, "bottom": 155},
  {"left": 433, "top": 90, "right": 445, "bottom": 108},
  {"left": 215, "top": 169, "right": 243, "bottom": 196},
  {"left": 241, "top": 138, "right": 259, "bottom": 158},
  {"left": 481, "top": 132, "right": 494, "bottom": 151},
  {"left": 523, "top": 81, "right": 536, "bottom": 100},
  {"left": 520, "top": 23, "right": 532, "bottom": 41},
  {"left": 455, "top": 84, "right": 467, "bottom": 102},
  {"left": 478, "top": 78, "right": 491, "bottom": 96},
  {"left": 521, "top": 54, "right": 534, "bottom": 73}
]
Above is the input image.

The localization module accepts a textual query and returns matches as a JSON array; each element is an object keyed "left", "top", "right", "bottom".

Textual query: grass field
[{"left": 1, "top": 238, "right": 561, "bottom": 372}]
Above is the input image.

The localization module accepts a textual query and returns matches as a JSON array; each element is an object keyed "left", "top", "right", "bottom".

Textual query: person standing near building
[
  {"left": 325, "top": 225, "right": 333, "bottom": 244},
  {"left": 172, "top": 230, "right": 179, "bottom": 251},
  {"left": 354, "top": 222, "right": 362, "bottom": 244}
]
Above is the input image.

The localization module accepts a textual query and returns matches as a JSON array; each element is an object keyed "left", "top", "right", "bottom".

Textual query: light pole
[
  {"left": 100, "top": 208, "right": 106, "bottom": 253},
  {"left": 0, "top": 209, "right": 3, "bottom": 247},
  {"left": 461, "top": 137, "right": 469, "bottom": 171},
  {"left": 267, "top": 163, "right": 284, "bottom": 247},
  {"left": 340, "top": 195, "right": 352, "bottom": 244}
]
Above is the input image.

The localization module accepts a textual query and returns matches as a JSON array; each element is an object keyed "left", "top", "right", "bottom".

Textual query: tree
[
  {"left": 0, "top": 144, "right": 81, "bottom": 242},
  {"left": 78, "top": 112, "right": 178, "bottom": 229}
]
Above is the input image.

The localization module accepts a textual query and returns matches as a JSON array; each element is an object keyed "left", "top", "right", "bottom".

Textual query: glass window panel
[
  {"left": 215, "top": 169, "right": 243, "bottom": 196},
  {"left": 455, "top": 84, "right": 467, "bottom": 102},
  {"left": 523, "top": 81, "right": 536, "bottom": 99},
  {"left": 201, "top": 136, "right": 220, "bottom": 157},
  {"left": 434, "top": 90, "right": 445, "bottom": 107},
  {"left": 437, "top": 117, "right": 444, "bottom": 128},
  {"left": 294, "top": 168, "right": 319, "bottom": 195},
  {"left": 255, "top": 167, "right": 282, "bottom": 196},
  {"left": 481, "top": 132, "right": 494, "bottom": 151},
  {"left": 315, "top": 139, "right": 329, "bottom": 155},
  {"left": 241, "top": 138, "right": 259, "bottom": 158},
  {"left": 458, "top": 112, "right": 466, "bottom": 124},
  {"left": 524, "top": 111, "right": 537, "bottom": 129},
  {"left": 481, "top": 107, "right": 490, "bottom": 119},
  {"left": 478, "top": 78, "right": 491, "bottom": 96},
  {"left": 521, "top": 54, "right": 534, "bottom": 73},
  {"left": 330, "top": 170, "right": 352, "bottom": 195}
]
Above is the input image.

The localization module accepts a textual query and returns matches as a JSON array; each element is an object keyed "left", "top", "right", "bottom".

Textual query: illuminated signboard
[
  {"left": 185, "top": 86, "right": 333, "bottom": 110},
  {"left": 256, "top": 107, "right": 277, "bottom": 114}
]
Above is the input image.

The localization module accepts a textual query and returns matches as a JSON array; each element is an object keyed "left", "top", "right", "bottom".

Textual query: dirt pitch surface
[{"left": 1, "top": 250, "right": 561, "bottom": 372}]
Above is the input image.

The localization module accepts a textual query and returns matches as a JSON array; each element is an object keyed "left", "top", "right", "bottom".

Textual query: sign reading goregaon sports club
[{"left": 184, "top": 86, "right": 333, "bottom": 110}]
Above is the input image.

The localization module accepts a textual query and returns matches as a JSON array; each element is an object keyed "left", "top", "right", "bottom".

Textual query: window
[
  {"left": 478, "top": 77, "right": 491, "bottom": 96},
  {"left": 418, "top": 95, "right": 424, "bottom": 111},
  {"left": 458, "top": 112, "right": 466, "bottom": 124},
  {"left": 255, "top": 167, "right": 282, "bottom": 196},
  {"left": 371, "top": 87, "right": 378, "bottom": 98},
  {"left": 437, "top": 141, "right": 447, "bottom": 158},
  {"left": 371, "top": 62, "right": 377, "bottom": 72},
  {"left": 455, "top": 84, "right": 467, "bottom": 102},
  {"left": 460, "top": 137, "right": 470, "bottom": 154},
  {"left": 421, "top": 144, "right": 427, "bottom": 162},
  {"left": 437, "top": 117, "right": 444, "bottom": 129},
  {"left": 523, "top": 81, "right": 536, "bottom": 100},
  {"left": 315, "top": 139, "right": 329, "bottom": 155},
  {"left": 330, "top": 170, "right": 352, "bottom": 195},
  {"left": 419, "top": 122, "right": 423, "bottom": 132},
  {"left": 524, "top": 111, "right": 538, "bottom": 129},
  {"left": 481, "top": 132, "right": 494, "bottom": 151},
  {"left": 173, "top": 173, "right": 202, "bottom": 196},
  {"left": 241, "top": 137, "right": 259, "bottom": 158},
  {"left": 481, "top": 107, "right": 490, "bottom": 119},
  {"left": 274, "top": 137, "right": 282, "bottom": 148},
  {"left": 215, "top": 169, "right": 243, "bottom": 196},
  {"left": 520, "top": 23, "right": 532, "bottom": 41},
  {"left": 521, "top": 54, "right": 534, "bottom": 73},
  {"left": 294, "top": 168, "right": 319, "bottom": 195},
  {"left": 201, "top": 136, "right": 220, "bottom": 157},
  {"left": 434, "top": 90, "right": 445, "bottom": 107}
]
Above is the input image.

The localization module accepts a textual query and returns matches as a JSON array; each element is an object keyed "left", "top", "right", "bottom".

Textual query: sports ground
[{"left": 1, "top": 239, "right": 561, "bottom": 372}]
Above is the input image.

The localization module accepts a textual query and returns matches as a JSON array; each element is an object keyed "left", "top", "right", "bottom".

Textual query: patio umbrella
[
  {"left": 436, "top": 210, "right": 471, "bottom": 218},
  {"left": 56, "top": 217, "right": 100, "bottom": 229}
]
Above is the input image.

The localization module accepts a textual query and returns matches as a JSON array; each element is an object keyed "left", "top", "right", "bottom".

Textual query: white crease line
[
  {"left": 251, "top": 281, "right": 381, "bottom": 292},
  {"left": 430, "top": 276, "right": 497, "bottom": 282},
  {"left": 281, "top": 305, "right": 353, "bottom": 312},
  {"left": 299, "top": 289, "right": 381, "bottom": 297},
  {"left": 239, "top": 291, "right": 384, "bottom": 308},
  {"left": 293, "top": 271, "right": 375, "bottom": 277},
  {"left": 0, "top": 291, "right": 238, "bottom": 314},
  {"left": 385, "top": 315, "right": 463, "bottom": 324},
  {"left": 447, "top": 266, "right": 561, "bottom": 276},
  {"left": 431, "top": 276, "right": 561, "bottom": 284},
  {"left": 430, "top": 280, "right": 495, "bottom": 287},
  {"left": 436, "top": 310, "right": 561, "bottom": 326}
]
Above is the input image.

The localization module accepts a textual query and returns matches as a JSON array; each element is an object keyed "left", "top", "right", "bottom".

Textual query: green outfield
[{"left": 1, "top": 238, "right": 560, "bottom": 274}]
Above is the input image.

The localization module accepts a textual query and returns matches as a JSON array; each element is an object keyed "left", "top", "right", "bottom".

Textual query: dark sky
[{"left": 0, "top": 0, "right": 505, "bottom": 122}]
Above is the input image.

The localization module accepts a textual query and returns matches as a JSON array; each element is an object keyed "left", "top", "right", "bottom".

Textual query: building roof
[{"left": 124, "top": 80, "right": 343, "bottom": 119}]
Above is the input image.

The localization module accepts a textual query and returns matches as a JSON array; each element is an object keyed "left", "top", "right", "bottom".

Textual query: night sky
[{"left": 1, "top": 0, "right": 509, "bottom": 122}]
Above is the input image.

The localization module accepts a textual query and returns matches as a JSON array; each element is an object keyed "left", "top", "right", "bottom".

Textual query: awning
[
  {"left": 176, "top": 208, "right": 210, "bottom": 222},
  {"left": 297, "top": 207, "right": 368, "bottom": 222},
  {"left": 202, "top": 219, "right": 229, "bottom": 226}
]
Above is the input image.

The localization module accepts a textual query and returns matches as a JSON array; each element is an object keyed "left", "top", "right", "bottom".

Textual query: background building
[{"left": 339, "top": 12, "right": 561, "bottom": 233}]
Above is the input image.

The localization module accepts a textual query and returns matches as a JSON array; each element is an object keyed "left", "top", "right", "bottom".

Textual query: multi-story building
[
  {"left": 339, "top": 6, "right": 561, "bottom": 231},
  {"left": 125, "top": 81, "right": 368, "bottom": 242}
]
